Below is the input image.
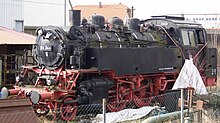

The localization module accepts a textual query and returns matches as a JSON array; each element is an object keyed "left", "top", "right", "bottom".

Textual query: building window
[{"left": 15, "top": 20, "right": 24, "bottom": 32}]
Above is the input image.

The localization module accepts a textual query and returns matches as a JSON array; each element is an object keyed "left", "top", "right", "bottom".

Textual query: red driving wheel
[
  {"left": 107, "top": 87, "right": 127, "bottom": 112},
  {"left": 133, "top": 82, "right": 153, "bottom": 107},
  {"left": 59, "top": 96, "right": 77, "bottom": 121}
]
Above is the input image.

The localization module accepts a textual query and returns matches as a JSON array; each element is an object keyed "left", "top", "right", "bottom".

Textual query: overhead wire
[{"left": 12, "top": 0, "right": 65, "bottom": 6}]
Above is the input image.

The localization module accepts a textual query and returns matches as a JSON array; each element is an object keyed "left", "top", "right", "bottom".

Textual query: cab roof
[{"left": 143, "top": 15, "right": 203, "bottom": 29}]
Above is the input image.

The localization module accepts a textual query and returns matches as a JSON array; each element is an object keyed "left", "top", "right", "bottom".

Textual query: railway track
[{"left": 0, "top": 98, "right": 39, "bottom": 123}]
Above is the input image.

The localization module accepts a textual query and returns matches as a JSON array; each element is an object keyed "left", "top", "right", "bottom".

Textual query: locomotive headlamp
[
  {"left": 16, "top": 75, "right": 24, "bottom": 83},
  {"left": 37, "top": 29, "right": 43, "bottom": 36},
  {"left": 16, "top": 76, "right": 20, "bottom": 82},
  {"left": 46, "top": 79, "right": 56, "bottom": 86},
  {"left": 46, "top": 79, "right": 52, "bottom": 86}
]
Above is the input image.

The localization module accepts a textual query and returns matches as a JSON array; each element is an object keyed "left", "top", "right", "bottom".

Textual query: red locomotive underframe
[{"left": 8, "top": 64, "right": 216, "bottom": 121}]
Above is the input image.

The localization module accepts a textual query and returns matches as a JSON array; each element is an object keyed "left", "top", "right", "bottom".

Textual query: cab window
[
  {"left": 196, "top": 30, "right": 205, "bottom": 44},
  {"left": 188, "top": 31, "right": 196, "bottom": 47},
  {"left": 181, "top": 30, "right": 196, "bottom": 47}
]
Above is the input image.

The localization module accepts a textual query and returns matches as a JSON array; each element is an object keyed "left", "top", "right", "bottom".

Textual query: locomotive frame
[{"left": 7, "top": 65, "right": 180, "bottom": 120}]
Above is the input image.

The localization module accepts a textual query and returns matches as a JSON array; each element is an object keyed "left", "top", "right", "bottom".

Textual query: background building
[
  {"left": 73, "top": 3, "right": 131, "bottom": 23},
  {"left": 0, "top": 26, "right": 35, "bottom": 87},
  {"left": 0, "top": 0, "right": 24, "bottom": 32},
  {"left": 168, "top": 13, "right": 220, "bottom": 29}
]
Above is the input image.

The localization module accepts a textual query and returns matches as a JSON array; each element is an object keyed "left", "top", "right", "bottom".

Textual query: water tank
[
  {"left": 91, "top": 15, "right": 105, "bottom": 29},
  {"left": 127, "top": 18, "right": 141, "bottom": 31},
  {"left": 108, "top": 17, "right": 124, "bottom": 28}
]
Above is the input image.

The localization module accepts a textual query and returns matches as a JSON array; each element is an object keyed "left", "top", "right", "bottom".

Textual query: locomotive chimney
[
  {"left": 69, "top": 10, "right": 81, "bottom": 26},
  {"left": 99, "top": 2, "right": 102, "bottom": 8}
]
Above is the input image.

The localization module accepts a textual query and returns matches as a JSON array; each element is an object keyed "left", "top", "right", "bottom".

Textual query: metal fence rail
[
  {"left": 37, "top": 91, "right": 183, "bottom": 122},
  {"left": 0, "top": 90, "right": 219, "bottom": 123},
  {"left": 0, "top": 90, "right": 220, "bottom": 122}
]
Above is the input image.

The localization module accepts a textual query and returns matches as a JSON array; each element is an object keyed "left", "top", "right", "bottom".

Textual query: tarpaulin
[{"left": 172, "top": 58, "right": 208, "bottom": 95}]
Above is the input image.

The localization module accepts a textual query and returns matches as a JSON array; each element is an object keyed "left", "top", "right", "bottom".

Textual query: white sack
[{"left": 172, "top": 58, "right": 208, "bottom": 95}]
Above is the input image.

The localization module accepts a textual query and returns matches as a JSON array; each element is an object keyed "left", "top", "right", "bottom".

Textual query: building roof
[
  {"left": 73, "top": 3, "right": 131, "bottom": 21},
  {"left": 0, "top": 26, "right": 35, "bottom": 45},
  {"left": 206, "top": 28, "right": 220, "bottom": 34}
]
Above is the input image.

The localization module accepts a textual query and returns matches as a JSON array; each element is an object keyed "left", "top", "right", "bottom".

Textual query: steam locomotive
[{"left": 1, "top": 15, "right": 217, "bottom": 121}]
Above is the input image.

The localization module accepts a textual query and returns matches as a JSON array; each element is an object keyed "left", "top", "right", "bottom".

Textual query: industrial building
[
  {"left": 0, "top": 0, "right": 24, "bottom": 32},
  {"left": 73, "top": 3, "right": 132, "bottom": 23}
]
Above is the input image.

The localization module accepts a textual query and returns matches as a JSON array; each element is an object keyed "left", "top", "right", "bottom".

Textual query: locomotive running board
[{"left": 0, "top": 98, "right": 40, "bottom": 123}]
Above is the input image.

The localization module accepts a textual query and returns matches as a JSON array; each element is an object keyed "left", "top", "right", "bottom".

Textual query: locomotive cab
[
  {"left": 144, "top": 15, "right": 217, "bottom": 84},
  {"left": 144, "top": 16, "right": 207, "bottom": 50}
]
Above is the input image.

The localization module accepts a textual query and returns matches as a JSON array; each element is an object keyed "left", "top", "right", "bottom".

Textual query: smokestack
[
  {"left": 69, "top": 10, "right": 81, "bottom": 26},
  {"left": 99, "top": 2, "right": 102, "bottom": 8}
]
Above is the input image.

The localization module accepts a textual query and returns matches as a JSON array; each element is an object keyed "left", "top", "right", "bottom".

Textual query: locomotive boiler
[{"left": 1, "top": 15, "right": 217, "bottom": 121}]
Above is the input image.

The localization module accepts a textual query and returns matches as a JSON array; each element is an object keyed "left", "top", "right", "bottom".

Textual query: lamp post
[
  {"left": 64, "top": 0, "right": 66, "bottom": 26},
  {"left": 180, "top": 88, "right": 184, "bottom": 123}
]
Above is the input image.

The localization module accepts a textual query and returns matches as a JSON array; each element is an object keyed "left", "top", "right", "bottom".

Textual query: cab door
[{"left": 180, "top": 28, "right": 208, "bottom": 67}]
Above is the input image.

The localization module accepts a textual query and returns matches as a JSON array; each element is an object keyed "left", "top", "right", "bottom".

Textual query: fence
[
  {"left": 191, "top": 93, "right": 220, "bottom": 123},
  {"left": 1, "top": 90, "right": 220, "bottom": 123},
  {"left": 39, "top": 91, "right": 183, "bottom": 123}
]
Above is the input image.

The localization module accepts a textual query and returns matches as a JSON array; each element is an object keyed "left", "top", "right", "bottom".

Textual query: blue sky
[{"left": 24, "top": 0, "right": 220, "bottom": 26}]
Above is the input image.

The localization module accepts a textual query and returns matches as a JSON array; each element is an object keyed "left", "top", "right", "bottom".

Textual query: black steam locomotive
[
  {"left": 33, "top": 16, "right": 183, "bottom": 76},
  {"left": 1, "top": 15, "right": 217, "bottom": 121}
]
